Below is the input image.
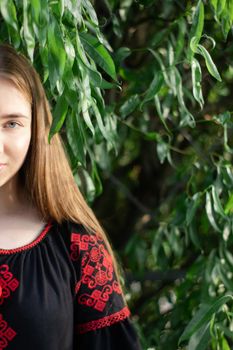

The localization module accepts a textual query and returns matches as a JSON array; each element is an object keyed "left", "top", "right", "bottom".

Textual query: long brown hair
[{"left": 0, "top": 44, "right": 123, "bottom": 285}]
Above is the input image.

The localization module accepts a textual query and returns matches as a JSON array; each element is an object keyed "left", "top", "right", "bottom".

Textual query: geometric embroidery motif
[
  {"left": 0, "top": 265, "right": 19, "bottom": 305},
  {"left": 76, "top": 306, "right": 131, "bottom": 334},
  {"left": 70, "top": 232, "right": 122, "bottom": 312},
  {"left": 0, "top": 313, "right": 17, "bottom": 349}
]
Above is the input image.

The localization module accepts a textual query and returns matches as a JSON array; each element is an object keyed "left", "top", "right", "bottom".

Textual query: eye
[{"left": 5, "top": 121, "right": 21, "bottom": 129}]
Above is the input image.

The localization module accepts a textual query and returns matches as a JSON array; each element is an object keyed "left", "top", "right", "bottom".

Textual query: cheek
[{"left": 11, "top": 131, "right": 31, "bottom": 162}]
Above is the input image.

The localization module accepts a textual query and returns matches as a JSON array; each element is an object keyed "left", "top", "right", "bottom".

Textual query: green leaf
[
  {"left": 217, "top": 0, "right": 226, "bottom": 17},
  {"left": 221, "top": 247, "right": 233, "bottom": 269},
  {"left": 35, "top": 0, "right": 49, "bottom": 45},
  {"left": 73, "top": 167, "right": 96, "bottom": 203},
  {"left": 179, "top": 294, "right": 233, "bottom": 343},
  {"left": 140, "top": 72, "right": 163, "bottom": 110},
  {"left": 187, "top": 322, "right": 211, "bottom": 350},
  {"left": 188, "top": 224, "right": 202, "bottom": 249},
  {"left": 114, "top": 47, "right": 131, "bottom": 68},
  {"left": 144, "top": 132, "right": 158, "bottom": 141},
  {"left": 192, "top": 42, "right": 222, "bottom": 81},
  {"left": 120, "top": 95, "right": 140, "bottom": 119},
  {"left": 197, "top": 44, "right": 221, "bottom": 81},
  {"left": 210, "top": 0, "right": 217, "bottom": 12},
  {"left": 86, "top": 65, "right": 102, "bottom": 87},
  {"left": 81, "top": 94, "right": 95, "bottom": 136},
  {"left": 218, "top": 324, "right": 233, "bottom": 341},
  {"left": 175, "top": 18, "right": 186, "bottom": 61},
  {"left": 49, "top": 94, "right": 68, "bottom": 143},
  {"left": 150, "top": 27, "right": 170, "bottom": 48},
  {"left": 191, "top": 58, "right": 204, "bottom": 108},
  {"left": 91, "top": 161, "right": 103, "bottom": 197},
  {"left": 224, "top": 193, "right": 233, "bottom": 214},
  {"left": 187, "top": 0, "right": 204, "bottom": 60},
  {"left": 217, "top": 263, "right": 233, "bottom": 291},
  {"left": 80, "top": 32, "right": 117, "bottom": 80},
  {"left": 154, "top": 95, "right": 171, "bottom": 133},
  {"left": 65, "top": 0, "right": 82, "bottom": 25},
  {"left": 174, "top": 67, "right": 195, "bottom": 127},
  {"left": 30, "top": 0, "right": 41, "bottom": 25},
  {"left": 211, "top": 185, "right": 226, "bottom": 218},
  {"left": 66, "top": 111, "right": 86, "bottom": 166},
  {"left": 100, "top": 79, "right": 118, "bottom": 89},
  {"left": 91, "top": 100, "right": 109, "bottom": 142},
  {"left": 23, "top": 0, "right": 35, "bottom": 61},
  {"left": 0, "top": 0, "right": 18, "bottom": 31},
  {"left": 82, "top": 0, "right": 99, "bottom": 26},
  {"left": 213, "top": 111, "right": 231, "bottom": 126},
  {"left": 205, "top": 191, "right": 221, "bottom": 232},
  {"left": 221, "top": 337, "right": 231, "bottom": 350},
  {"left": 48, "top": 16, "right": 66, "bottom": 82},
  {"left": 148, "top": 49, "right": 171, "bottom": 87},
  {"left": 186, "top": 193, "right": 202, "bottom": 226},
  {"left": 220, "top": 1, "right": 233, "bottom": 40},
  {"left": 58, "top": 0, "right": 65, "bottom": 18},
  {"left": 156, "top": 138, "right": 172, "bottom": 165}
]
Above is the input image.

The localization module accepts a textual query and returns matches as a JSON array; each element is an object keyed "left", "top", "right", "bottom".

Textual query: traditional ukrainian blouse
[{"left": 0, "top": 220, "right": 141, "bottom": 349}]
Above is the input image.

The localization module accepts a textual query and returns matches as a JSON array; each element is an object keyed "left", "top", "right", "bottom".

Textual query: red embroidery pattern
[
  {"left": 0, "top": 314, "right": 17, "bottom": 349},
  {"left": 70, "top": 233, "right": 97, "bottom": 262},
  {"left": 0, "top": 265, "right": 19, "bottom": 305},
  {"left": 70, "top": 232, "right": 122, "bottom": 312},
  {"left": 76, "top": 306, "right": 130, "bottom": 334}
]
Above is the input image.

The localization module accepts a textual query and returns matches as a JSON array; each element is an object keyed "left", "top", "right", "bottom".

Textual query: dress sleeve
[{"left": 68, "top": 222, "right": 142, "bottom": 350}]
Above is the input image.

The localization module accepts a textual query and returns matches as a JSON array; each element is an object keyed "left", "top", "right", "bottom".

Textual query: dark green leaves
[
  {"left": 49, "top": 93, "right": 68, "bottom": 143},
  {"left": 120, "top": 94, "right": 140, "bottom": 118},
  {"left": 140, "top": 72, "right": 163, "bottom": 110},
  {"left": 210, "top": 0, "right": 233, "bottom": 40},
  {"left": 179, "top": 295, "right": 233, "bottom": 343},
  {"left": 0, "top": 0, "right": 20, "bottom": 47},
  {"left": 80, "top": 32, "right": 117, "bottom": 81},
  {"left": 66, "top": 111, "right": 86, "bottom": 166},
  {"left": 48, "top": 16, "right": 66, "bottom": 87}
]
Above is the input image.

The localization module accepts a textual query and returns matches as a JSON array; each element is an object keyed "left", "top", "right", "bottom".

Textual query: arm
[{"left": 69, "top": 223, "right": 142, "bottom": 349}]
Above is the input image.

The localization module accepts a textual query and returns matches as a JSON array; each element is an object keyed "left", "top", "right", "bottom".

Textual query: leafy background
[{"left": 0, "top": 0, "right": 233, "bottom": 349}]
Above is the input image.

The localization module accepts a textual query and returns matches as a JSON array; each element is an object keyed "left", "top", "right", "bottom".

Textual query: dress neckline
[{"left": 0, "top": 221, "right": 53, "bottom": 255}]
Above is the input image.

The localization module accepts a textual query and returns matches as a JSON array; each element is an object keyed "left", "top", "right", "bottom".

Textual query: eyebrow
[{"left": 0, "top": 113, "right": 30, "bottom": 120}]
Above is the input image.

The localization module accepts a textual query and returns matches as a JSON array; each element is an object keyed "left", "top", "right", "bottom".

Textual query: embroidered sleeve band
[{"left": 76, "top": 306, "right": 130, "bottom": 334}]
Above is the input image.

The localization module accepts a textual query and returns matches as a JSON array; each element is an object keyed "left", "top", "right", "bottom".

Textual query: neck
[{"left": 0, "top": 176, "right": 31, "bottom": 215}]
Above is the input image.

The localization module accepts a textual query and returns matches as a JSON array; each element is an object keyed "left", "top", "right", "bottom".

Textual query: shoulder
[
  {"left": 59, "top": 220, "right": 113, "bottom": 269},
  {"left": 61, "top": 221, "right": 111, "bottom": 262}
]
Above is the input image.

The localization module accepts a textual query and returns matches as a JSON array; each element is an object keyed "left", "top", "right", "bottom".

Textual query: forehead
[
  {"left": 0, "top": 73, "right": 32, "bottom": 102},
  {"left": 0, "top": 77, "right": 31, "bottom": 119}
]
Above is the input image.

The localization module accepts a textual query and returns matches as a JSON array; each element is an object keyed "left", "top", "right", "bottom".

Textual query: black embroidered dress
[{"left": 0, "top": 221, "right": 141, "bottom": 350}]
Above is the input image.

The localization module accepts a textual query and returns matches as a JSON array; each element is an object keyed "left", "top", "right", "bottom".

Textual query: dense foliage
[{"left": 0, "top": 0, "right": 233, "bottom": 349}]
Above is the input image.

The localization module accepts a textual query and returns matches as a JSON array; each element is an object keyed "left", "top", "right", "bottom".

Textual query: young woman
[{"left": 0, "top": 44, "right": 141, "bottom": 350}]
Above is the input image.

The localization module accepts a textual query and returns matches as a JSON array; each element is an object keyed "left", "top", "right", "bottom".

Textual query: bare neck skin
[
  {"left": 0, "top": 174, "right": 35, "bottom": 217},
  {"left": 0, "top": 174, "right": 46, "bottom": 249}
]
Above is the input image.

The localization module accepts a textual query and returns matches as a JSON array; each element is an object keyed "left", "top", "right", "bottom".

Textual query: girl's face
[{"left": 0, "top": 77, "right": 32, "bottom": 189}]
